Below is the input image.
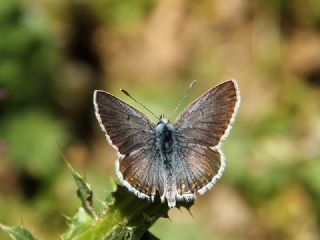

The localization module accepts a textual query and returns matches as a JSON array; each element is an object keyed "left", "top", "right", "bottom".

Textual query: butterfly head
[{"left": 158, "top": 114, "right": 169, "bottom": 125}]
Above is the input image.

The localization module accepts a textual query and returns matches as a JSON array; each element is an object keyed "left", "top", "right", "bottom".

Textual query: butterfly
[{"left": 93, "top": 80, "right": 240, "bottom": 207}]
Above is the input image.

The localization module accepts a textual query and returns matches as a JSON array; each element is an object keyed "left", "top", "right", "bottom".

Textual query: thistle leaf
[
  {"left": 65, "top": 161, "right": 97, "bottom": 219},
  {"left": 0, "top": 224, "right": 37, "bottom": 240}
]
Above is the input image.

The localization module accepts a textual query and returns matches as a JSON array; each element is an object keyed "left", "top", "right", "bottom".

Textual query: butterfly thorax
[{"left": 156, "top": 119, "right": 175, "bottom": 154}]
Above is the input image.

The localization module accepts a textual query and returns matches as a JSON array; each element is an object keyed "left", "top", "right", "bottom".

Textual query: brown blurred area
[{"left": 1, "top": 0, "right": 320, "bottom": 239}]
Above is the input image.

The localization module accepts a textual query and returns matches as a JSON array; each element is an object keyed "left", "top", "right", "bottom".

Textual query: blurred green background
[{"left": 1, "top": 0, "right": 320, "bottom": 239}]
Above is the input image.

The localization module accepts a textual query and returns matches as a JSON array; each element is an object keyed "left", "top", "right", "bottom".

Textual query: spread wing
[
  {"left": 174, "top": 80, "right": 240, "bottom": 196},
  {"left": 94, "top": 90, "right": 163, "bottom": 200}
]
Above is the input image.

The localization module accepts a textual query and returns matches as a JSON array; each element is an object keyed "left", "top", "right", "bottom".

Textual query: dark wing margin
[
  {"left": 174, "top": 80, "right": 240, "bottom": 196},
  {"left": 174, "top": 79, "right": 240, "bottom": 148},
  {"left": 93, "top": 90, "right": 158, "bottom": 200}
]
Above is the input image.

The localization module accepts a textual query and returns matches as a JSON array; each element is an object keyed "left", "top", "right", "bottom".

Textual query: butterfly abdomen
[{"left": 156, "top": 122, "right": 178, "bottom": 207}]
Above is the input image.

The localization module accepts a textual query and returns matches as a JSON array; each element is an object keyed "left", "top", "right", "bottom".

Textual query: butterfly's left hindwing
[{"left": 119, "top": 146, "right": 165, "bottom": 199}]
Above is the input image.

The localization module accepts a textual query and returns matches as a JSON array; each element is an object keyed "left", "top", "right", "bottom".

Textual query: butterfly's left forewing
[
  {"left": 94, "top": 90, "right": 163, "bottom": 200},
  {"left": 174, "top": 80, "right": 240, "bottom": 195}
]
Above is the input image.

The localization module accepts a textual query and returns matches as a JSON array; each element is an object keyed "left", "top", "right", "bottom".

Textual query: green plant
[{"left": 0, "top": 162, "right": 193, "bottom": 240}]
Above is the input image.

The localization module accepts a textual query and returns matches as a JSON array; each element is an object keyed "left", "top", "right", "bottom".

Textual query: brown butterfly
[{"left": 94, "top": 80, "right": 240, "bottom": 207}]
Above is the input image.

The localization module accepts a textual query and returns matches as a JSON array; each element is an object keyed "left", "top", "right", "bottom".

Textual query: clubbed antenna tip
[
  {"left": 120, "top": 89, "right": 130, "bottom": 97},
  {"left": 120, "top": 88, "right": 160, "bottom": 121},
  {"left": 189, "top": 80, "right": 196, "bottom": 90},
  {"left": 168, "top": 80, "right": 197, "bottom": 120}
]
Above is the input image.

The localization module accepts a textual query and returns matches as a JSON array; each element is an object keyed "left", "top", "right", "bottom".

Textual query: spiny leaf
[
  {"left": 62, "top": 208, "right": 94, "bottom": 240},
  {"left": 105, "top": 178, "right": 117, "bottom": 205},
  {"left": 0, "top": 224, "right": 37, "bottom": 240},
  {"left": 57, "top": 142, "right": 96, "bottom": 219},
  {"left": 66, "top": 161, "right": 97, "bottom": 219},
  {"left": 70, "top": 184, "right": 193, "bottom": 240}
]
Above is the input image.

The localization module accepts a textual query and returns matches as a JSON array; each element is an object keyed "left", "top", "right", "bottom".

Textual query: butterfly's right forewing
[
  {"left": 175, "top": 80, "right": 240, "bottom": 147},
  {"left": 174, "top": 80, "right": 240, "bottom": 195}
]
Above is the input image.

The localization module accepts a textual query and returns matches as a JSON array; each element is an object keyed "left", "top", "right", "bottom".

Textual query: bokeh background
[{"left": 1, "top": 0, "right": 320, "bottom": 239}]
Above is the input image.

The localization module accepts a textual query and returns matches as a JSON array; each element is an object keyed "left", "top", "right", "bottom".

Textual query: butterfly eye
[{"left": 157, "top": 121, "right": 162, "bottom": 126}]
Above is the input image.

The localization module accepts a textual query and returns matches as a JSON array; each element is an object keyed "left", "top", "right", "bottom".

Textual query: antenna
[
  {"left": 120, "top": 89, "right": 160, "bottom": 121},
  {"left": 168, "top": 80, "right": 196, "bottom": 120}
]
